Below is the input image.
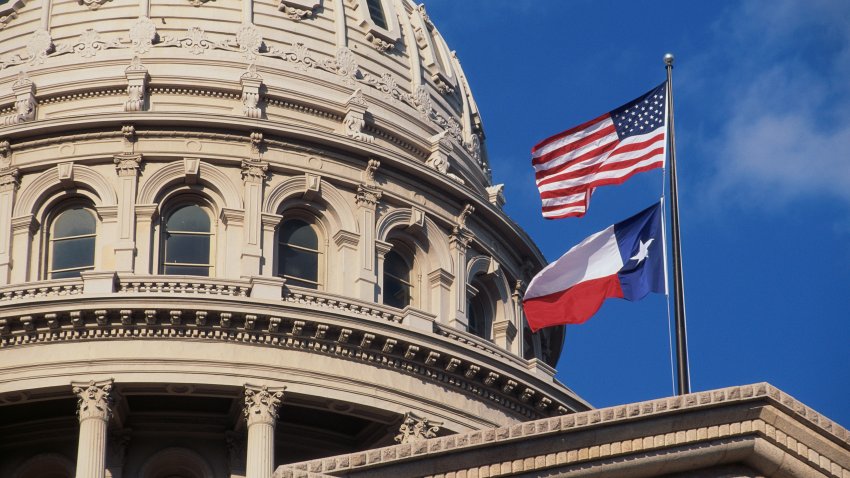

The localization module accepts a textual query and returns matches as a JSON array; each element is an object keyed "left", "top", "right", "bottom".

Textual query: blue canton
[{"left": 610, "top": 82, "right": 667, "bottom": 140}]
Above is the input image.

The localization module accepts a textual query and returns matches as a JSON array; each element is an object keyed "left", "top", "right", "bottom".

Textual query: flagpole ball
[{"left": 664, "top": 53, "right": 675, "bottom": 66}]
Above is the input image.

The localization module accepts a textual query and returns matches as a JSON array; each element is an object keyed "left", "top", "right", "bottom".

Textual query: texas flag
[{"left": 523, "top": 202, "right": 666, "bottom": 331}]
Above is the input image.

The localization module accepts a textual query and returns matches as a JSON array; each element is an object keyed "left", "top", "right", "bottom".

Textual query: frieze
[{"left": 0, "top": 27, "right": 489, "bottom": 175}]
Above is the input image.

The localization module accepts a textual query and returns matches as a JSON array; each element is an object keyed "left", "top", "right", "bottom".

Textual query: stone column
[
  {"left": 72, "top": 379, "right": 115, "bottom": 478},
  {"left": 260, "top": 212, "right": 282, "bottom": 277},
  {"left": 0, "top": 167, "right": 20, "bottom": 285},
  {"left": 113, "top": 154, "right": 142, "bottom": 272},
  {"left": 243, "top": 384, "right": 285, "bottom": 478},
  {"left": 240, "top": 159, "right": 268, "bottom": 278}
]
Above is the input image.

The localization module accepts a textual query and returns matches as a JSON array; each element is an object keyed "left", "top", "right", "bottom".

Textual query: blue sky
[{"left": 425, "top": 1, "right": 850, "bottom": 426}]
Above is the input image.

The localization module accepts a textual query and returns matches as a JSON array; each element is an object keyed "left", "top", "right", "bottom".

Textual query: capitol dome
[{"left": 0, "top": 0, "right": 589, "bottom": 476}]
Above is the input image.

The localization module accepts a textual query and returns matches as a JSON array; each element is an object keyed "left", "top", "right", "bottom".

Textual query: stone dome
[{"left": 0, "top": 0, "right": 587, "bottom": 476}]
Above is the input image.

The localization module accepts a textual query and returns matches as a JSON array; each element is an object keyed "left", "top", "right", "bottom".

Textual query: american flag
[{"left": 531, "top": 82, "right": 667, "bottom": 219}]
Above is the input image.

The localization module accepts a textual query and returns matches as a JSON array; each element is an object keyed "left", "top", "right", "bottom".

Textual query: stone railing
[
  {"left": 0, "top": 279, "right": 84, "bottom": 302},
  {"left": 117, "top": 275, "right": 251, "bottom": 297}
]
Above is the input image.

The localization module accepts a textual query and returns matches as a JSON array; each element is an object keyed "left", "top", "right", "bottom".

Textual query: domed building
[
  {"left": 0, "top": 0, "right": 585, "bottom": 476},
  {"left": 1, "top": 1, "right": 848, "bottom": 478}
]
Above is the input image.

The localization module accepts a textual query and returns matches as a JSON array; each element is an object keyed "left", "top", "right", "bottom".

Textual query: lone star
[{"left": 630, "top": 238, "right": 654, "bottom": 264}]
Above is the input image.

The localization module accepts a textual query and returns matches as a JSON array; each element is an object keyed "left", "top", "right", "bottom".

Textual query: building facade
[
  {"left": 1, "top": 1, "right": 848, "bottom": 477},
  {"left": 0, "top": 0, "right": 586, "bottom": 476}
]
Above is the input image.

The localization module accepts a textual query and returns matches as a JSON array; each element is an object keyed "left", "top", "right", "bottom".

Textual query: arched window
[
  {"left": 278, "top": 218, "right": 320, "bottom": 289},
  {"left": 366, "top": 0, "right": 388, "bottom": 29},
  {"left": 161, "top": 203, "right": 213, "bottom": 276},
  {"left": 47, "top": 206, "right": 96, "bottom": 279},
  {"left": 383, "top": 249, "right": 412, "bottom": 309},
  {"left": 467, "top": 287, "right": 492, "bottom": 340}
]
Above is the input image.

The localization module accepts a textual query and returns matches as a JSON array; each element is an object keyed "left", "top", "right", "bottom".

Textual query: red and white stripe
[{"left": 531, "top": 114, "right": 666, "bottom": 219}]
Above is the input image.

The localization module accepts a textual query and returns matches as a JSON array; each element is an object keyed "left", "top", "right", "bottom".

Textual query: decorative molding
[
  {"left": 394, "top": 412, "right": 442, "bottom": 444},
  {"left": 241, "top": 159, "right": 269, "bottom": 182}
]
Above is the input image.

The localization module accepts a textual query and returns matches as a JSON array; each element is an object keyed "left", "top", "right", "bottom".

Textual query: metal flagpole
[{"left": 664, "top": 53, "right": 691, "bottom": 395}]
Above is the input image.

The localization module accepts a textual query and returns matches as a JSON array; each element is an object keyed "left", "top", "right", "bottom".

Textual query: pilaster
[
  {"left": 133, "top": 204, "right": 158, "bottom": 274},
  {"left": 10, "top": 214, "right": 38, "bottom": 283},
  {"left": 114, "top": 154, "right": 142, "bottom": 272},
  {"left": 355, "top": 159, "right": 382, "bottom": 301},
  {"left": 241, "top": 159, "right": 268, "bottom": 277},
  {"left": 0, "top": 168, "right": 20, "bottom": 284},
  {"left": 260, "top": 212, "right": 282, "bottom": 276},
  {"left": 72, "top": 379, "right": 115, "bottom": 478},
  {"left": 243, "top": 384, "right": 285, "bottom": 478},
  {"left": 449, "top": 228, "right": 473, "bottom": 330}
]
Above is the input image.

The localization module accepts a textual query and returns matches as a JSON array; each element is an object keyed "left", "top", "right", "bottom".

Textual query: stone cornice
[
  {"left": 275, "top": 383, "right": 850, "bottom": 478},
  {"left": 0, "top": 278, "right": 589, "bottom": 419}
]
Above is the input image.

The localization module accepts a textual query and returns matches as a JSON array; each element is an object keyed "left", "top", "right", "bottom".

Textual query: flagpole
[{"left": 664, "top": 53, "right": 691, "bottom": 395}]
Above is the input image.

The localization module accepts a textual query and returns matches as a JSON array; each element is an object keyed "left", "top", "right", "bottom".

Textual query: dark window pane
[
  {"left": 384, "top": 251, "right": 409, "bottom": 282},
  {"left": 523, "top": 323, "right": 535, "bottom": 360},
  {"left": 166, "top": 204, "right": 210, "bottom": 232},
  {"left": 52, "top": 237, "right": 96, "bottom": 271},
  {"left": 468, "top": 293, "right": 489, "bottom": 339},
  {"left": 163, "top": 265, "right": 210, "bottom": 276},
  {"left": 53, "top": 208, "right": 95, "bottom": 238},
  {"left": 280, "top": 248, "right": 318, "bottom": 283},
  {"left": 366, "top": 0, "right": 388, "bottom": 29},
  {"left": 383, "top": 275, "right": 410, "bottom": 309},
  {"left": 164, "top": 234, "right": 210, "bottom": 265},
  {"left": 280, "top": 220, "right": 318, "bottom": 249}
]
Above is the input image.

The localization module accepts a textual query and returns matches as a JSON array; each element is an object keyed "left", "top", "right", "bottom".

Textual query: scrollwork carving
[{"left": 129, "top": 16, "right": 157, "bottom": 54}]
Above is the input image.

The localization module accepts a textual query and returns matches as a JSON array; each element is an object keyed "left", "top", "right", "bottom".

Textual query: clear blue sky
[{"left": 426, "top": 1, "right": 850, "bottom": 426}]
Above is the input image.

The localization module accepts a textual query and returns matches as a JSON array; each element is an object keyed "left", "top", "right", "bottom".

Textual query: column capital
[
  {"left": 241, "top": 159, "right": 269, "bottom": 182},
  {"left": 355, "top": 183, "right": 382, "bottom": 208},
  {"left": 243, "top": 384, "right": 285, "bottom": 427},
  {"left": 449, "top": 227, "right": 473, "bottom": 249},
  {"left": 72, "top": 379, "right": 115, "bottom": 422},
  {"left": 0, "top": 167, "right": 20, "bottom": 192},
  {"left": 114, "top": 153, "right": 142, "bottom": 176}
]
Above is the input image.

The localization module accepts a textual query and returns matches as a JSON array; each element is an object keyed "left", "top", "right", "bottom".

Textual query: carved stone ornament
[
  {"left": 456, "top": 203, "right": 474, "bottom": 230},
  {"left": 393, "top": 412, "right": 442, "bottom": 444},
  {"left": 129, "top": 16, "right": 157, "bottom": 54},
  {"left": 240, "top": 65, "right": 263, "bottom": 119},
  {"left": 125, "top": 56, "right": 148, "bottom": 112},
  {"left": 187, "top": 0, "right": 212, "bottom": 6},
  {"left": 362, "top": 158, "right": 380, "bottom": 184},
  {"left": 235, "top": 24, "right": 263, "bottom": 61},
  {"left": 72, "top": 379, "right": 115, "bottom": 421},
  {"left": 279, "top": 0, "right": 319, "bottom": 20},
  {"left": 78, "top": 0, "right": 112, "bottom": 11},
  {"left": 5, "top": 72, "right": 36, "bottom": 126},
  {"left": 26, "top": 29, "right": 53, "bottom": 65},
  {"left": 343, "top": 111, "right": 374, "bottom": 144},
  {"left": 0, "top": 0, "right": 25, "bottom": 30},
  {"left": 243, "top": 384, "right": 285, "bottom": 426}
]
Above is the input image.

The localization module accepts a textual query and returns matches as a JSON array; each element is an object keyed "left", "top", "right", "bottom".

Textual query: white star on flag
[{"left": 630, "top": 238, "right": 654, "bottom": 264}]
